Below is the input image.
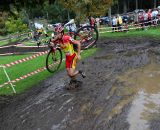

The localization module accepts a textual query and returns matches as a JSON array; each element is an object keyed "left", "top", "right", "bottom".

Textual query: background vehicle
[{"left": 99, "top": 17, "right": 111, "bottom": 25}]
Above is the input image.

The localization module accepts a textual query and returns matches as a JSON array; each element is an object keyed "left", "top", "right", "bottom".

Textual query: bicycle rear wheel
[
  {"left": 74, "top": 26, "right": 99, "bottom": 49},
  {"left": 46, "top": 48, "right": 62, "bottom": 73}
]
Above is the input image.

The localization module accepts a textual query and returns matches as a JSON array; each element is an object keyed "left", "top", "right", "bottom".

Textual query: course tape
[
  {"left": 0, "top": 66, "right": 46, "bottom": 88},
  {"left": 99, "top": 23, "right": 158, "bottom": 33},
  {"left": 98, "top": 19, "right": 159, "bottom": 30},
  {"left": 0, "top": 59, "right": 65, "bottom": 89},
  {"left": 0, "top": 44, "right": 47, "bottom": 49},
  {"left": 4, "top": 50, "right": 49, "bottom": 68}
]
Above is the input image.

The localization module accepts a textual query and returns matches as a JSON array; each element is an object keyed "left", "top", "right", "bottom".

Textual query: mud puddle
[{"left": 117, "top": 62, "right": 160, "bottom": 130}]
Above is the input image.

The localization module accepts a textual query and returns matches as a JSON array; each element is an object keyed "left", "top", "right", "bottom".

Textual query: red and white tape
[
  {"left": 4, "top": 50, "right": 49, "bottom": 68},
  {"left": 0, "top": 66, "right": 46, "bottom": 88},
  {"left": 0, "top": 44, "right": 47, "bottom": 49},
  {"left": 99, "top": 22, "right": 158, "bottom": 34},
  {"left": 0, "top": 59, "right": 65, "bottom": 89},
  {"left": 98, "top": 19, "right": 159, "bottom": 30}
]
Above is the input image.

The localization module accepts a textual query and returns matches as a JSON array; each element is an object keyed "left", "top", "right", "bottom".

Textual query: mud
[
  {"left": 0, "top": 45, "right": 48, "bottom": 55},
  {"left": 0, "top": 40, "right": 48, "bottom": 55},
  {"left": 1, "top": 37, "right": 160, "bottom": 130}
]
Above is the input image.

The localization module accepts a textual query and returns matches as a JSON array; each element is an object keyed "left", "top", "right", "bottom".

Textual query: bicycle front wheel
[
  {"left": 46, "top": 48, "right": 62, "bottom": 73},
  {"left": 74, "top": 26, "right": 99, "bottom": 49}
]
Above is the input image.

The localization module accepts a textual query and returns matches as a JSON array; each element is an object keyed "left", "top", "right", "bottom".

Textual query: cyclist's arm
[
  {"left": 51, "top": 35, "right": 59, "bottom": 42},
  {"left": 71, "top": 40, "right": 81, "bottom": 56}
]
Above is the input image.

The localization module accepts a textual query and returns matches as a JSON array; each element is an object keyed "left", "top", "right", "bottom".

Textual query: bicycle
[
  {"left": 63, "top": 19, "right": 99, "bottom": 49},
  {"left": 46, "top": 39, "right": 62, "bottom": 73},
  {"left": 74, "top": 25, "right": 99, "bottom": 49}
]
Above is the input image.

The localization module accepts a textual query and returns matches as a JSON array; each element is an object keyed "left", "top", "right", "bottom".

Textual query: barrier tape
[
  {"left": 0, "top": 59, "right": 65, "bottom": 89},
  {"left": 99, "top": 22, "right": 158, "bottom": 34},
  {"left": 98, "top": 19, "right": 159, "bottom": 30},
  {"left": 0, "top": 44, "right": 47, "bottom": 49},
  {"left": 3, "top": 50, "right": 49, "bottom": 68},
  {"left": 0, "top": 51, "right": 49, "bottom": 56},
  {"left": 0, "top": 66, "right": 46, "bottom": 88}
]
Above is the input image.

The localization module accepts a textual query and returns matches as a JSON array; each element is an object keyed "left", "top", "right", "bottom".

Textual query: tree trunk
[
  {"left": 117, "top": 1, "right": 119, "bottom": 14},
  {"left": 135, "top": 0, "right": 138, "bottom": 9},
  {"left": 67, "top": 11, "right": 70, "bottom": 21},
  {"left": 127, "top": 0, "right": 130, "bottom": 12},
  {"left": 123, "top": 0, "right": 127, "bottom": 13},
  {"left": 108, "top": 6, "right": 111, "bottom": 17},
  {"left": 154, "top": 0, "right": 157, "bottom": 8}
]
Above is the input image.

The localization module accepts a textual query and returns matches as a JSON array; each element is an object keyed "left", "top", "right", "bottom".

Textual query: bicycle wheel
[
  {"left": 74, "top": 26, "right": 99, "bottom": 49},
  {"left": 46, "top": 48, "right": 62, "bottom": 73}
]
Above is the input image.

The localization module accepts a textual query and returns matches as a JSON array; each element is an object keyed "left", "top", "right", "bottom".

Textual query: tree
[
  {"left": 154, "top": 0, "right": 157, "bottom": 8},
  {"left": 123, "top": 0, "right": 127, "bottom": 13},
  {"left": 58, "top": 0, "right": 113, "bottom": 21},
  {"left": 135, "top": 0, "right": 138, "bottom": 9}
]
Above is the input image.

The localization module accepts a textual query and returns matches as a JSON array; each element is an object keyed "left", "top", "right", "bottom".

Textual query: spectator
[
  {"left": 95, "top": 17, "right": 100, "bottom": 28},
  {"left": 89, "top": 16, "right": 95, "bottom": 27},
  {"left": 144, "top": 11, "right": 148, "bottom": 29},
  {"left": 112, "top": 16, "right": 117, "bottom": 32},
  {"left": 152, "top": 9, "right": 158, "bottom": 25},
  {"left": 134, "top": 12, "right": 139, "bottom": 24},
  {"left": 117, "top": 14, "right": 123, "bottom": 31},
  {"left": 147, "top": 9, "right": 152, "bottom": 25}
]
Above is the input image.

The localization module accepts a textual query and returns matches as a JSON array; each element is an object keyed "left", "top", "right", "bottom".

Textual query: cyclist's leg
[
  {"left": 66, "top": 53, "right": 79, "bottom": 79},
  {"left": 66, "top": 53, "right": 86, "bottom": 79}
]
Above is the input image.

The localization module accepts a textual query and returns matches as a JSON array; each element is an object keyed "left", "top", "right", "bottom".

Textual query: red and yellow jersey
[{"left": 60, "top": 35, "right": 75, "bottom": 56}]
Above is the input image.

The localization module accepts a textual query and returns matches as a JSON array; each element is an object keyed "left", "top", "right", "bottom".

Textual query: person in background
[
  {"left": 147, "top": 9, "right": 152, "bottom": 25},
  {"left": 112, "top": 16, "right": 117, "bottom": 32},
  {"left": 117, "top": 14, "right": 123, "bottom": 31},
  {"left": 143, "top": 11, "right": 148, "bottom": 29},
  {"left": 152, "top": 9, "right": 158, "bottom": 25},
  {"left": 89, "top": 16, "right": 95, "bottom": 27}
]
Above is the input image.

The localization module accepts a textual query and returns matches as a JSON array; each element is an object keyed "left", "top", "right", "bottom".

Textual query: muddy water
[{"left": 118, "top": 62, "right": 160, "bottom": 130}]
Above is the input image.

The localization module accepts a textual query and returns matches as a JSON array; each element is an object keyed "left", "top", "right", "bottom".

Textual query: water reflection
[{"left": 118, "top": 63, "right": 160, "bottom": 130}]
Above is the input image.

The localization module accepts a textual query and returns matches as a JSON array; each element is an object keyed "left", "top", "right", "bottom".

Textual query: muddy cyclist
[{"left": 51, "top": 25, "right": 86, "bottom": 89}]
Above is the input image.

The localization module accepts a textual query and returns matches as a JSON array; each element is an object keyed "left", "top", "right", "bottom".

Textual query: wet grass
[
  {"left": 0, "top": 36, "right": 27, "bottom": 46},
  {"left": 100, "top": 26, "right": 160, "bottom": 39},
  {"left": 0, "top": 48, "right": 97, "bottom": 95}
]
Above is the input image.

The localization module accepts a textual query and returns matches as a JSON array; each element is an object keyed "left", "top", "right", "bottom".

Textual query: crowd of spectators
[{"left": 95, "top": 7, "right": 160, "bottom": 32}]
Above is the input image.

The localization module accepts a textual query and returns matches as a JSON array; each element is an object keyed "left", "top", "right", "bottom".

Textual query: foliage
[
  {"left": 58, "top": 0, "right": 113, "bottom": 21},
  {"left": 5, "top": 17, "right": 28, "bottom": 34},
  {"left": 0, "top": 12, "right": 8, "bottom": 35}
]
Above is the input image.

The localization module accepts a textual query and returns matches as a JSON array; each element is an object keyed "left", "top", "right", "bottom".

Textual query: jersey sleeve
[{"left": 63, "top": 35, "right": 75, "bottom": 44}]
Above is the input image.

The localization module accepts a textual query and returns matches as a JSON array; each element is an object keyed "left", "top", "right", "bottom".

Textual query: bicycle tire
[
  {"left": 46, "top": 48, "right": 62, "bottom": 73},
  {"left": 74, "top": 26, "right": 99, "bottom": 49}
]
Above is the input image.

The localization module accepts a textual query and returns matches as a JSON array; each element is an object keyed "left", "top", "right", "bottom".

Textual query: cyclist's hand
[{"left": 77, "top": 54, "right": 81, "bottom": 60}]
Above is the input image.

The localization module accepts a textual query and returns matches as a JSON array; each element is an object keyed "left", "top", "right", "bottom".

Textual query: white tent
[{"left": 34, "top": 22, "right": 43, "bottom": 29}]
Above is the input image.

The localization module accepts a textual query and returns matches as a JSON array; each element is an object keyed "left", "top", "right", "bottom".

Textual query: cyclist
[{"left": 51, "top": 25, "right": 86, "bottom": 89}]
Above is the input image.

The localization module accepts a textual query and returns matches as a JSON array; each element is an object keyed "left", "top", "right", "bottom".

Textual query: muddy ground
[
  {"left": 1, "top": 37, "right": 160, "bottom": 130},
  {"left": 0, "top": 38, "right": 48, "bottom": 55}
]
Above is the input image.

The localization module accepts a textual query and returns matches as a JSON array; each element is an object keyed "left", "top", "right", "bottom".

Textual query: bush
[{"left": 5, "top": 17, "right": 28, "bottom": 34}]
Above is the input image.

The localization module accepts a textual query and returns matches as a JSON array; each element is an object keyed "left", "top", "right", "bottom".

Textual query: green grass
[
  {"left": 99, "top": 26, "right": 160, "bottom": 39},
  {"left": 0, "top": 36, "right": 28, "bottom": 46},
  {"left": 0, "top": 48, "right": 97, "bottom": 95}
]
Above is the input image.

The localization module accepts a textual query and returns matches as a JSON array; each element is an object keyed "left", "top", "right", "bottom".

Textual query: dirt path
[{"left": 1, "top": 37, "right": 160, "bottom": 130}]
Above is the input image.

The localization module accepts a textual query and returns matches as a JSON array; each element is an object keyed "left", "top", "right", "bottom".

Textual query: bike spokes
[{"left": 46, "top": 48, "right": 62, "bottom": 73}]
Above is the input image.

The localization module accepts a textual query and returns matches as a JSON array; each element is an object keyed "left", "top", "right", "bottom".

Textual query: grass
[
  {"left": 0, "top": 35, "right": 28, "bottom": 46},
  {"left": 99, "top": 25, "right": 160, "bottom": 39},
  {"left": 0, "top": 48, "right": 97, "bottom": 95}
]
